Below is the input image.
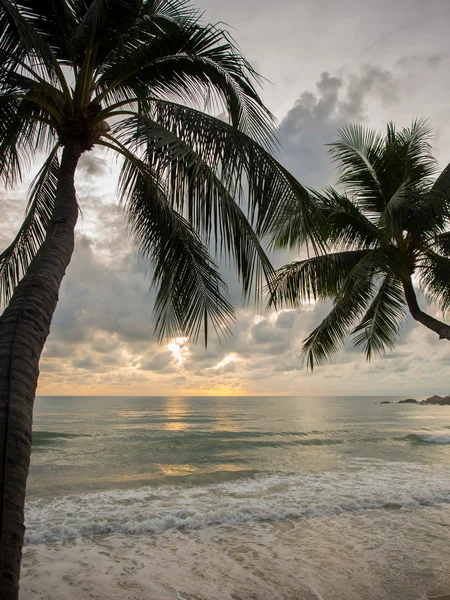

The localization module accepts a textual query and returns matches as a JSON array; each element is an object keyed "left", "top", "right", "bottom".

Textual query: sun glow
[
  {"left": 210, "top": 352, "right": 241, "bottom": 370},
  {"left": 167, "top": 337, "right": 189, "bottom": 366}
]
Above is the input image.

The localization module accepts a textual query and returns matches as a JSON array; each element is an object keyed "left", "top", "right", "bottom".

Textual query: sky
[{"left": 2, "top": 0, "right": 450, "bottom": 397}]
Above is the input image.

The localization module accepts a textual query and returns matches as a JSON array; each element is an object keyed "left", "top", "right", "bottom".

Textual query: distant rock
[
  {"left": 380, "top": 401, "right": 391, "bottom": 404},
  {"left": 421, "top": 395, "right": 450, "bottom": 405},
  {"left": 399, "top": 398, "right": 418, "bottom": 404}
]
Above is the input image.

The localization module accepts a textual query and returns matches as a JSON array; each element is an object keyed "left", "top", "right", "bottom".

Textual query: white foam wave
[
  {"left": 25, "top": 461, "right": 450, "bottom": 545},
  {"left": 421, "top": 435, "right": 450, "bottom": 444}
]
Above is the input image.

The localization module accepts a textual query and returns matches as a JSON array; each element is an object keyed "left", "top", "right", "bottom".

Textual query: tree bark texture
[
  {"left": 0, "top": 142, "right": 82, "bottom": 600},
  {"left": 403, "top": 278, "right": 450, "bottom": 341}
]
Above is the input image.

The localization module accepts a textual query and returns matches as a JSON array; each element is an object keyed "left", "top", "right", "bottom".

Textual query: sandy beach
[{"left": 21, "top": 504, "right": 450, "bottom": 600}]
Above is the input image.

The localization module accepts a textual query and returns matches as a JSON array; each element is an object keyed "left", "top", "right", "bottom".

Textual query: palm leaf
[
  {"left": 428, "top": 231, "right": 450, "bottom": 257},
  {"left": 314, "top": 187, "right": 381, "bottom": 249},
  {"left": 117, "top": 152, "right": 235, "bottom": 344},
  {"left": 96, "top": 21, "right": 276, "bottom": 149},
  {"left": 328, "top": 123, "right": 386, "bottom": 214},
  {"left": 0, "top": 0, "right": 64, "bottom": 83},
  {"left": 413, "top": 161, "right": 450, "bottom": 238},
  {"left": 388, "top": 119, "right": 436, "bottom": 189},
  {"left": 70, "top": 0, "right": 145, "bottom": 67},
  {"left": 417, "top": 250, "right": 450, "bottom": 314},
  {"left": 0, "top": 89, "right": 57, "bottom": 186},
  {"left": 301, "top": 275, "right": 374, "bottom": 370},
  {"left": 0, "top": 146, "right": 59, "bottom": 306},
  {"left": 107, "top": 110, "right": 278, "bottom": 298},
  {"left": 110, "top": 102, "right": 315, "bottom": 242},
  {"left": 430, "top": 161, "right": 450, "bottom": 199},
  {"left": 300, "top": 246, "right": 408, "bottom": 369},
  {"left": 7, "top": 0, "right": 78, "bottom": 62},
  {"left": 352, "top": 275, "right": 406, "bottom": 359},
  {"left": 268, "top": 249, "right": 370, "bottom": 308},
  {"left": 379, "top": 120, "right": 438, "bottom": 237}
]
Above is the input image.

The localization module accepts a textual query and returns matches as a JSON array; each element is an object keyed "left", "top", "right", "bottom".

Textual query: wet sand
[{"left": 20, "top": 504, "right": 450, "bottom": 600}]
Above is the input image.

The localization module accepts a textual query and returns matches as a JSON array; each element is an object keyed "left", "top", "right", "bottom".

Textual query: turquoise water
[{"left": 25, "top": 395, "right": 450, "bottom": 544}]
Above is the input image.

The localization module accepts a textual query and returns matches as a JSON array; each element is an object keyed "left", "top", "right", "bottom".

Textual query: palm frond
[
  {"left": 268, "top": 249, "right": 370, "bottom": 308},
  {"left": 96, "top": 20, "right": 276, "bottom": 149},
  {"left": 9, "top": 0, "right": 78, "bottom": 63},
  {"left": 106, "top": 112, "right": 276, "bottom": 298},
  {"left": 380, "top": 120, "right": 438, "bottom": 237},
  {"left": 417, "top": 250, "right": 450, "bottom": 314},
  {"left": 0, "top": 146, "right": 59, "bottom": 306},
  {"left": 301, "top": 275, "right": 374, "bottom": 370},
  {"left": 328, "top": 124, "right": 386, "bottom": 214},
  {"left": 300, "top": 245, "right": 409, "bottom": 369},
  {"left": 0, "top": 0, "right": 64, "bottom": 83},
  {"left": 427, "top": 231, "right": 450, "bottom": 257},
  {"left": 117, "top": 151, "right": 236, "bottom": 344},
  {"left": 0, "top": 89, "right": 57, "bottom": 186},
  {"left": 379, "top": 179, "right": 410, "bottom": 235},
  {"left": 111, "top": 102, "right": 316, "bottom": 242},
  {"left": 352, "top": 275, "right": 406, "bottom": 359},
  {"left": 142, "top": 0, "right": 200, "bottom": 25},
  {"left": 313, "top": 187, "right": 381, "bottom": 249},
  {"left": 412, "top": 161, "right": 450, "bottom": 238},
  {"left": 387, "top": 119, "right": 437, "bottom": 189},
  {"left": 430, "top": 161, "right": 450, "bottom": 199},
  {"left": 70, "top": 0, "right": 145, "bottom": 65}
]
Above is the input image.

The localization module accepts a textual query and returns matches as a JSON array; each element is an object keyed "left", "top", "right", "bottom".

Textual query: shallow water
[{"left": 21, "top": 395, "right": 450, "bottom": 599}]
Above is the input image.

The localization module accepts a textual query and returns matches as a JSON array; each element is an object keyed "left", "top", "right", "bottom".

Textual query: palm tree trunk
[
  {"left": 403, "top": 278, "right": 450, "bottom": 341},
  {"left": 0, "top": 141, "right": 82, "bottom": 600}
]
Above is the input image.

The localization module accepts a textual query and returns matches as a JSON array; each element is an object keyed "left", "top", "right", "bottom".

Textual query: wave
[
  {"left": 32, "top": 431, "right": 90, "bottom": 447},
  {"left": 24, "top": 462, "right": 450, "bottom": 545},
  {"left": 33, "top": 426, "right": 450, "bottom": 450},
  {"left": 421, "top": 435, "right": 450, "bottom": 444},
  {"left": 400, "top": 434, "right": 450, "bottom": 445}
]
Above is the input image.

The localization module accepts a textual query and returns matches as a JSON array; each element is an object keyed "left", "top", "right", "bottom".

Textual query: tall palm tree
[
  {"left": 0, "top": 1, "right": 313, "bottom": 596},
  {"left": 269, "top": 120, "right": 450, "bottom": 370}
]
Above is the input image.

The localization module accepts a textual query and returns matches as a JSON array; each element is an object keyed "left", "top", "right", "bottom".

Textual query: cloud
[
  {"left": 139, "top": 351, "right": 177, "bottom": 373},
  {"left": 278, "top": 66, "right": 397, "bottom": 187},
  {"left": 0, "top": 194, "right": 28, "bottom": 249},
  {"left": 77, "top": 150, "right": 109, "bottom": 179},
  {"left": 2, "top": 53, "right": 449, "bottom": 396}
]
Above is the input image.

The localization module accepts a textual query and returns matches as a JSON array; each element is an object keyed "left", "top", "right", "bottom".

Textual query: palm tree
[
  {"left": 269, "top": 120, "right": 450, "bottom": 370},
  {"left": 0, "top": 1, "right": 313, "bottom": 596}
]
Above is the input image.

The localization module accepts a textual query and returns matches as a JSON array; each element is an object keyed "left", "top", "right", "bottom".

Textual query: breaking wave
[{"left": 25, "top": 461, "right": 450, "bottom": 544}]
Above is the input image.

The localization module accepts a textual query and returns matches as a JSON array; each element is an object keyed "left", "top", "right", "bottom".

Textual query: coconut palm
[
  {"left": 0, "top": 1, "right": 313, "bottom": 596},
  {"left": 269, "top": 120, "right": 450, "bottom": 370}
]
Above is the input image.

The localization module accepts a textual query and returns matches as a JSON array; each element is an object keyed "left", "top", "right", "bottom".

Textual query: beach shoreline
[{"left": 21, "top": 504, "right": 450, "bottom": 600}]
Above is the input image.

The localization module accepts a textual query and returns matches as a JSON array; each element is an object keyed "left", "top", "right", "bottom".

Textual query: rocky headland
[
  {"left": 397, "top": 395, "right": 450, "bottom": 405},
  {"left": 421, "top": 395, "right": 450, "bottom": 405}
]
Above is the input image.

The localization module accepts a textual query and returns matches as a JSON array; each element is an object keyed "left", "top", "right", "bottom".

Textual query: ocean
[{"left": 21, "top": 395, "right": 450, "bottom": 600}]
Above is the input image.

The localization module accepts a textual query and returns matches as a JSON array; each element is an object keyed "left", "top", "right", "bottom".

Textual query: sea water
[{"left": 21, "top": 396, "right": 450, "bottom": 599}]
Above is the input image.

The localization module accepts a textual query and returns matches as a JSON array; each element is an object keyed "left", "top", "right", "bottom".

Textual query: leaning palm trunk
[
  {"left": 0, "top": 142, "right": 81, "bottom": 598},
  {"left": 402, "top": 278, "right": 450, "bottom": 341}
]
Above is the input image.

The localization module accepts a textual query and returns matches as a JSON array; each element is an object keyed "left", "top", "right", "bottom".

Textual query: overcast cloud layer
[{"left": 2, "top": 0, "right": 450, "bottom": 396}]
